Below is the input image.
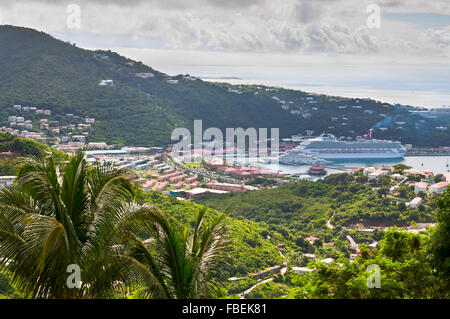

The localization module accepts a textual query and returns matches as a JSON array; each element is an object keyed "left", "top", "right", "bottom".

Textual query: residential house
[
  {"left": 408, "top": 197, "right": 423, "bottom": 209},
  {"left": 305, "top": 236, "right": 318, "bottom": 245},
  {"left": 429, "top": 182, "right": 449, "bottom": 195},
  {"left": 414, "top": 182, "right": 428, "bottom": 194}
]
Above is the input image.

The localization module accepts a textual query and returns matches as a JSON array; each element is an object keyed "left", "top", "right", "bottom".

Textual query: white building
[
  {"left": 408, "top": 197, "right": 423, "bottom": 209},
  {"left": 87, "top": 142, "right": 108, "bottom": 150},
  {"left": 292, "top": 267, "right": 314, "bottom": 275},
  {"left": 414, "top": 182, "right": 428, "bottom": 194},
  {"left": 363, "top": 167, "right": 377, "bottom": 175},
  {"left": 71, "top": 135, "right": 86, "bottom": 143},
  {"left": 135, "top": 72, "right": 154, "bottom": 78},
  {"left": 368, "top": 170, "right": 386, "bottom": 179},
  {"left": 99, "top": 79, "right": 114, "bottom": 86},
  {"left": 429, "top": 182, "right": 449, "bottom": 195},
  {"left": 0, "top": 176, "right": 15, "bottom": 188}
]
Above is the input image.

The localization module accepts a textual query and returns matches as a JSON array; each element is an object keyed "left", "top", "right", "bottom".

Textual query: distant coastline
[{"left": 201, "top": 76, "right": 242, "bottom": 80}]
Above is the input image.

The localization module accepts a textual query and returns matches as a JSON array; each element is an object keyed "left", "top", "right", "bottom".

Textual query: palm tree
[
  {"left": 123, "top": 207, "right": 230, "bottom": 299},
  {"left": 0, "top": 152, "right": 161, "bottom": 298}
]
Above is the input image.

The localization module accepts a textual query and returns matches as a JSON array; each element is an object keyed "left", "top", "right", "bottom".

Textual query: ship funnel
[{"left": 364, "top": 129, "right": 374, "bottom": 140}]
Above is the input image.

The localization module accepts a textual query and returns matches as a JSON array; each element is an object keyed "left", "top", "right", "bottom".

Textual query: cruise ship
[{"left": 296, "top": 129, "right": 406, "bottom": 160}]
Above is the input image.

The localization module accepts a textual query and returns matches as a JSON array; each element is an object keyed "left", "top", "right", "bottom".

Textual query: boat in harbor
[
  {"left": 296, "top": 129, "right": 406, "bottom": 160},
  {"left": 307, "top": 165, "right": 327, "bottom": 175}
]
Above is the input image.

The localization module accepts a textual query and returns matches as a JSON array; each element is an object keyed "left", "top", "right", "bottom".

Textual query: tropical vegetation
[{"left": 0, "top": 152, "right": 229, "bottom": 298}]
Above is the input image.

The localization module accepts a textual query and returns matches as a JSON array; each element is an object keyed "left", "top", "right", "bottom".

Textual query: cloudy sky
[{"left": 1, "top": 0, "right": 449, "bottom": 107}]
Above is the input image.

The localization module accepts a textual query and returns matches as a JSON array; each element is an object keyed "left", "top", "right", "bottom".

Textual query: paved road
[
  {"left": 346, "top": 234, "right": 360, "bottom": 252},
  {"left": 326, "top": 214, "right": 335, "bottom": 229},
  {"left": 239, "top": 278, "right": 274, "bottom": 299}
]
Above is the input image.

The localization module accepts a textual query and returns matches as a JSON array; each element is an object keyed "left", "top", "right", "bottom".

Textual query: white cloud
[{"left": 0, "top": 0, "right": 449, "bottom": 59}]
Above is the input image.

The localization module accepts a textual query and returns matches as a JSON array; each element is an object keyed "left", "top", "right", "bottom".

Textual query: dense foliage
[
  {"left": 0, "top": 153, "right": 230, "bottom": 298},
  {"left": 288, "top": 218, "right": 449, "bottom": 299},
  {"left": 195, "top": 177, "right": 436, "bottom": 243},
  {"left": 140, "top": 192, "right": 285, "bottom": 278}
]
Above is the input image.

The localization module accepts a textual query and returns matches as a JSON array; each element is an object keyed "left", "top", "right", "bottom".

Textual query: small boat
[{"left": 307, "top": 165, "right": 327, "bottom": 176}]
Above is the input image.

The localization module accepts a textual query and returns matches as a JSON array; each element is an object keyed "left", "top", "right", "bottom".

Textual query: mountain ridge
[{"left": 1, "top": 25, "right": 449, "bottom": 147}]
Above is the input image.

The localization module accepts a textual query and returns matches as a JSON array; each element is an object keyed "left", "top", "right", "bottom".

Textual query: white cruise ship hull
[{"left": 302, "top": 151, "right": 405, "bottom": 160}]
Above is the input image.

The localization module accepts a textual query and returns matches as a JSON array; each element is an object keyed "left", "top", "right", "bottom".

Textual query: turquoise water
[{"left": 232, "top": 156, "right": 450, "bottom": 178}]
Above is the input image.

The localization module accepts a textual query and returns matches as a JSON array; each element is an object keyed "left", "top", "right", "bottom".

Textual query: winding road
[
  {"left": 239, "top": 278, "right": 274, "bottom": 299},
  {"left": 326, "top": 213, "right": 335, "bottom": 229}
]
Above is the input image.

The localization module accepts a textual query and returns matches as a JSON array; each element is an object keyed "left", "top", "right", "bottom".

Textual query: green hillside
[
  {"left": 194, "top": 177, "right": 437, "bottom": 244},
  {"left": 145, "top": 193, "right": 286, "bottom": 278},
  {"left": 1, "top": 25, "right": 449, "bottom": 147}
]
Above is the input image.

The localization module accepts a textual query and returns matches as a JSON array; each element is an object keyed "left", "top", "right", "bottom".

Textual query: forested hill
[
  {"left": 0, "top": 132, "right": 67, "bottom": 174},
  {"left": 1, "top": 25, "right": 448, "bottom": 147}
]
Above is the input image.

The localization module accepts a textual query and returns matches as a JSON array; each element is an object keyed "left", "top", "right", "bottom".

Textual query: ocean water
[
  {"left": 111, "top": 48, "right": 450, "bottom": 109},
  {"left": 232, "top": 156, "right": 450, "bottom": 178}
]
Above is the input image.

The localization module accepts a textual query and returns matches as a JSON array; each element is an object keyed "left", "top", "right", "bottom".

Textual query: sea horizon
[{"left": 107, "top": 47, "right": 450, "bottom": 110}]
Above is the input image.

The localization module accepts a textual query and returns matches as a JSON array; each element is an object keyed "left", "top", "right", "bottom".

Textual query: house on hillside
[
  {"left": 99, "top": 79, "right": 114, "bottom": 86},
  {"left": 414, "top": 182, "right": 428, "bottom": 194},
  {"left": 136, "top": 72, "right": 154, "bottom": 78},
  {"left": 305, "top": 236, "right": 318, "bottom": 245},
  {"left": 292, "top": 267, "right": 314, "bottom": 275},
  {"left": 408, "top": 197, "right": 422, "bottom": 209},
  {"left": 429, "top": 182, "right": 449, "bottom": 195},
  {"left": 321, "top": 258, "right": 335, "bottom": 264}
]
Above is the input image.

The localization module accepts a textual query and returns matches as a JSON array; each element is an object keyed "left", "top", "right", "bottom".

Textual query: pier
[{"left": 406, "top": 148, "right": 450, "bottom": 156}]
